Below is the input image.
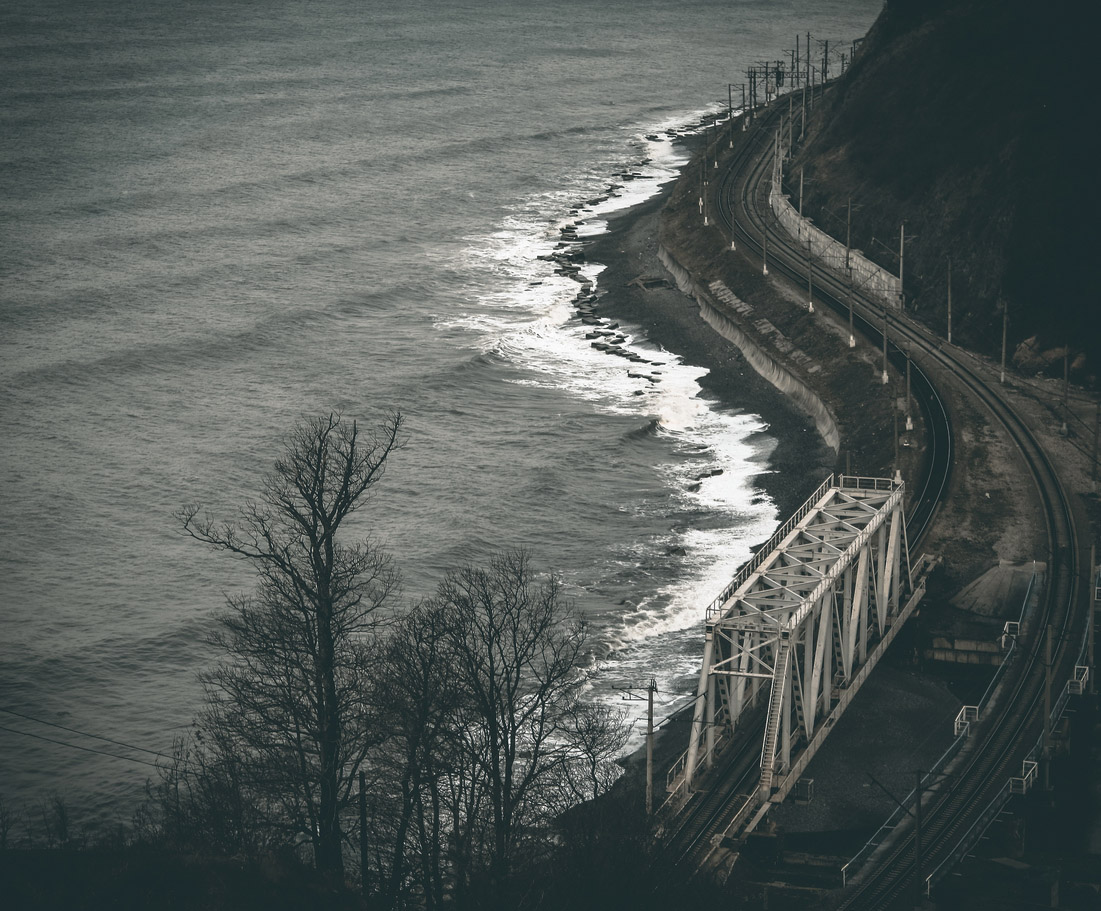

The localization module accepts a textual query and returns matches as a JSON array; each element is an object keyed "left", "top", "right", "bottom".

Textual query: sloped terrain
[{"left": 790, "top": 0, "right": 1092, "bottom": 380}]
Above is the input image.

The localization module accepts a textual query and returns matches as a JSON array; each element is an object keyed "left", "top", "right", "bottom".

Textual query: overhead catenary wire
[
  {"left": 0, "top": 724, "right": 164, "bottom": 770},
  {"left": 0, "top": 706, "right": 175, "bottom": 761}
]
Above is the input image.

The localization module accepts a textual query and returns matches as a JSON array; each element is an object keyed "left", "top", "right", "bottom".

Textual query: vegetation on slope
[{"left": 789, "top": 0, "right": 1091, "bottom": 380}]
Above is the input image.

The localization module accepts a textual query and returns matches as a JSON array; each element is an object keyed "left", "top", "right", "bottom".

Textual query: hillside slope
[{"left": 789, "top": 0, "right": 1092, "bottom": 380}]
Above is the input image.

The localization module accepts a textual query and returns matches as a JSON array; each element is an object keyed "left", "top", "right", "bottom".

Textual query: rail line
[
  {"left": 708, "top": 89, "right": 1082, "bottom": 908},
  {"left": 652, "top": 94, "right": 953, "bottom": 873}
]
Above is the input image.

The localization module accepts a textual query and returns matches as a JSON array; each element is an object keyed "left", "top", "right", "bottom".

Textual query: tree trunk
[{"left": 316, "top": 596, "right": 344, "bottom": 876}]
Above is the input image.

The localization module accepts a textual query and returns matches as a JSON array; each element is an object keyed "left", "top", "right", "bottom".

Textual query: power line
[
  {"left": 0, "top": 707, "right": 172, "bottom": 760},
  {"left": 0, "top": 724, "right": 163, "bottom": 770}
]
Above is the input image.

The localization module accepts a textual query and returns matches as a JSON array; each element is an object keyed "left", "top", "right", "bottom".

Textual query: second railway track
[{"left": 691, "top": 89, "right": 1084, "bottom": 907}]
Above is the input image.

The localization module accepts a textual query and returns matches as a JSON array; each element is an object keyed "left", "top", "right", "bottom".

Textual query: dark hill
[{"left": 788, "top": 0, "right": 1093, "bottom": 380}]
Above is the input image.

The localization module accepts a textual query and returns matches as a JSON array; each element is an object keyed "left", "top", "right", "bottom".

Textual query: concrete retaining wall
[
  {"left": 770, "top": 184, "right": 901, "bottom": 309},
  {"left": 658, "top": 244, "right": 841, "bottom": 453}
]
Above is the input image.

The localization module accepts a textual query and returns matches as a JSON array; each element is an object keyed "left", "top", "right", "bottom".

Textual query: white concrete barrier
[{"left": 770, "top": 184, "right": 901, "bottom": 309}]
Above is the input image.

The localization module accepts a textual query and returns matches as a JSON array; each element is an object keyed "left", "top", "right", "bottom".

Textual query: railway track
[
  {"left": 660, "top": 731, "right": 761, "bottom": 873},
  {"left": 651, "top": 94, "right": 954, "bottom": 869},
  {"left": 706, "top": 89, "right": 1083, "bottom": 908}
]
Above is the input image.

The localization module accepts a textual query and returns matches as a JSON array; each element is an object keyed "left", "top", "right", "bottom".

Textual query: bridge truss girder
[{"left": 684, "top": 477, "right": 912, "bottom": 804}]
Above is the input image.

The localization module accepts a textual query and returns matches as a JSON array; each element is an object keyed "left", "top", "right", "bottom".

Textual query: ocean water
[{"left": 0, "top": 0, "right": 880, "bottom": 824}]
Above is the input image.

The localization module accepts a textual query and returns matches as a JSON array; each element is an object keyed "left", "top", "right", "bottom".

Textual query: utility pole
[
  {"left": 762, "top": 228, "right": 768, "bottom": 275},
  {"left": 647, "top": 677, "right": 657, "bottom": 816},
  {"left": 359, "top": 770, "right": 369, "bottom": 897},
  {"left": 1063, "top": 343, "right": 1070, "bottom": 406},
  {"left": 1092, "top": 400, "right": 1099, "bottom": 490},
  {"left": 727, "top": 83, "right": 733, "bottom": 147},
  {"left": 799, "top": 166, "right": 804, "bottom": 215},
  {"left": 882, "top": 306, "right": 889, "bottom": 385},
  {"left": 946, "top": 258, "right": 952, "bottom": 344},
  {"left": 894, "top": 410, "right": 899, "bottom": 476},
  {"left": 1000, "top": 304, "right": 1008, "bottom": 383},
  {"left": 899, "top": 223, "right": 905, "bottom": 310},
  {"left": 846, "top": 197, "right": 852, "bottom": 269},
  {"left": 823, "top": 39, "right": 829, "bottom": 82},
  {"left": 622, "top": 679, "right": 658, "bottom": 816},
  {"left": 699, "top": 159, "right": 704, "bottom": 224},
  {"left": 788, "top": 92, "right": 793, "bottom": 152},
  {"left": 741, "top": 83, "right": 747, "bottom": 130},
  {"left": 848, "top": 271, "right": 856, "bottom": 348},
  {"left": 796, "top": 32, "right": 800, "bottom": 86},
  {"left": 905, "top": 345, "right": 913, "bottom": 430},
  {"left": 805, "top": 31, "right": 814, "bottom": 115},
  {"left": 800, "top": 79, "right": 807, "bottom": 140},
  {"left": 806, "top": 236, "right": 814, "bottom": 312}
]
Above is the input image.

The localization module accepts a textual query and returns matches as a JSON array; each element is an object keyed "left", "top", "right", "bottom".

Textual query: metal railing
[
  {"left": 856, "top": 572, "right": 1090, "bottom": 893},
  {"left": 704, "top": 475, "right": 903, "bottom": 622},
  {"left": 841, "top": 570, "right": 1038, "bottom": 886},
  {"left": 705, "top": 474, "right": 836, "bottom": 621}
]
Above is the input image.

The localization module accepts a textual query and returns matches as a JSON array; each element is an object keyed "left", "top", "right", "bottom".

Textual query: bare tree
[
  {"left": 370, "top": 601, "right": 461, "bottom": 909},
  {"left": 177, "top": 412, "right": 403, "bottom": 876},
  {"left": 436, "top": 550, "right": 616, "bottom": 888}
]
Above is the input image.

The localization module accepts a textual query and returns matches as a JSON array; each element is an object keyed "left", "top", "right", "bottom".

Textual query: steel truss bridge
[{"left": 666, "top": 474, "right": 929, "bottom": 840}]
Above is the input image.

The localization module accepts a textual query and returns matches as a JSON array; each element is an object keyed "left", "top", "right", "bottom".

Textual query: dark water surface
[{"left": 0, "top": 0, "right": 880, "bottom": 822}]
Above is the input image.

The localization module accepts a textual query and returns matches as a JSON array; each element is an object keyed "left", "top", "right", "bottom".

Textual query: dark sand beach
[{"left": 581, "top": 183, "right": 836, "bottom": 521}]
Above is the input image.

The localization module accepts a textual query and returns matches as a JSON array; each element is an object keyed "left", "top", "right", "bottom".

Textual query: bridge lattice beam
[{"left": 683, "top": 476, "right": 912, "bottom": 804}]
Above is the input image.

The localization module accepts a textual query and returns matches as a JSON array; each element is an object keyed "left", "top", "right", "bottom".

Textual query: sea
[{"left": 0, "top": 0, "right": 880, "bottom": 828}]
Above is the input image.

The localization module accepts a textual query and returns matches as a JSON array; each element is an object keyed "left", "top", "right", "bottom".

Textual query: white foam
[{"left": 441, "top": 106, "right": 779, "bottom": 750}]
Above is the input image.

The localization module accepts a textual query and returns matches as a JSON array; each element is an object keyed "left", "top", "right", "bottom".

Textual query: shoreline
[
  {"left": 576, "top": 122, "right": 962, "bottom": 838},
  {"left": 575, "top": 167, "right": 836, "bottom": 523},
  {"left": 553, "top": 137, "right": 838, "bottom": 785}
]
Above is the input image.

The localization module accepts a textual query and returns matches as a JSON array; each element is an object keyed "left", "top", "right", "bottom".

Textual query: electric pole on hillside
[
  {"left": 620, "top": 679, "right": 658, "bottom": 816},
  {"left": 899, "top": 223, "right": 906, "bottom": 310},
  {"left": 728, "top": 84, "right": 741, "bottom": 147},
  {"left": 823, "top": 39, "right": 829, "bottom": 81},
  {"left": 846, "top": 197, "right": 852, "bottom": 269},
  {"left": 847, "top": 269, "right": 856, "bottom": 348},
  {"left": 947, "top": 257, "right": 953, "bottom": 344},
  {"left": 700, "top": 156, "right": 708, "bottom": 226},
  {"left": 787, "top": 92, "right": 794, "bottom": 151},
  {"left": 806, "top": 235, "right": 815, "bottom": 312},
  {"left": 905, "top": 344, "right": 913, "bottom": 430},
  {"left": 1093, "top": 402, "right": 1100, "bottom": 490},
  {"left": 882, "top": 305, "right": 890, "bottom": 385},
  {"left": 800, "top": 78, "right": 807, "bottom": 140},
  {"left": 1000, "top": 302, "right": 1009, "bottom": 383},
  {"left": 647, "top": 679, "right": 656, "bottom": 815}
]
